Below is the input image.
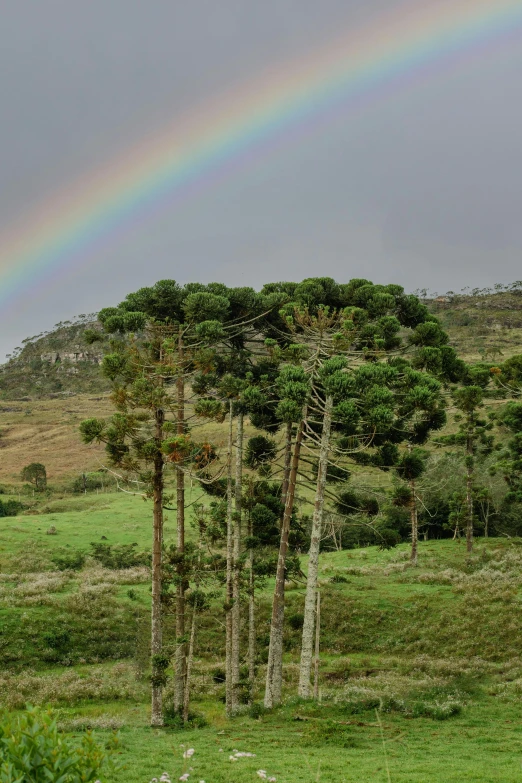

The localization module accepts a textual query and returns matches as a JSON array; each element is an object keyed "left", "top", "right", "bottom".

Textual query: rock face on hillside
[
  {"left": 0, "top": 316, "right": 109, "bottom": 400},
  {"left": 40, "top": 351, "right": 102, "bottom": 365}
]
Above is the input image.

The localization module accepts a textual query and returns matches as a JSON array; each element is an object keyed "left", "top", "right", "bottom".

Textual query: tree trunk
[
  {"left": 410, "top": 477, "right": 418, "bottom": 566},
  {"left": 298, "top": 394, "right": 332, "bottom": 698},
  {"left": 265, "top": 408, "right": 307, "bottom": 709},
  {"left": 313, "top": 590, "right": 321, "bottom": 702},
  {"left": 248, "top": 513, "right": 256, "bottom": 702},
  {"left": 182, "top": 603, "right": 197, "bottom": 724},
  {"left": 408, "top": 445, "right": 418, "bottom": 566},
  {"left": 231, "top": 411, "right": 243, "bottom": 711},
  {"left": 174, "top": 333, "right": 186, "bottom": 713},
  {"left": 150, "top": 407, "right": 165, "bottom": 727},
  {"left": 466, "top": 413, "right": 474, "bottom": 555},
  {"left": 225, "top": 400, "right": 234, "bottom": 716},
  {"left": 466, "top": 467, "right": 474, "bottom": 554},
  {"left": 280, "top": 421, "right": 293, "bottom": 528}
]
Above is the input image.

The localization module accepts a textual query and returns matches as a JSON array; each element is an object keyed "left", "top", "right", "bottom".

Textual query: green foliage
[
  {"left": 89, "top": 542, "right": 150, "bottom": 569},
  {"left": 0, "top": 499, "right": 24, "bottom": 518},
  {"left": 397, "top": 450, "right": 427, "bottom": 482},
  {"left": 51, "top": 550, "right": 86, "bottom": 571},
  {"left": 0, "top": 706, "right": 119, "bottom": 783},
  {"left": 20, "top": 463, "right": 47, "bottom": 491},
  {"left": 244, "top": 436, "right": 277, "bottom": 470}
]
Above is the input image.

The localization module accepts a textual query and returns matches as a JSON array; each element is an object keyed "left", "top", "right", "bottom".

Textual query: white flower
[
  {"left": 179, "top": 775, "right": 190, "bottom": 782},
  {"left": 229, "top": 755, "right": 238, "bottom": 761},
  {"left": 218, "top": 748, "right": 223, "bottom": 753},
  {"left": 183, "top": 749, "right": 195, "bottom": 759},
  {"left": 268, "top": 777, "right": 277, "bottom": 782},
  {"left": 257, "top": 771, "right": 267, "bottom": 779}
]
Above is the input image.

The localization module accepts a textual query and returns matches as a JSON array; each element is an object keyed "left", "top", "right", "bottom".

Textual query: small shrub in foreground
[{"left": 0, "top": 705, "right": 120, "bottom": 782}]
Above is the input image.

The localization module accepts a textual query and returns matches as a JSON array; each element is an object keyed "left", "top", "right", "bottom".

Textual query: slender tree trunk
[
  {"left": 313, "top": 590, "right": 321, "bottom": 701},
  {"left": 265, "top": 408, "right": 307, "bottom": 709},
  {"left": 280, "top": 422, "right": 293, "bottom": 528},
  {"left": 225, "top": 400, "right": 234, "bottom": 716},
  {"left": 174, "top": 334, "right": 186, "bottom": 713},
  {"left": 410, "top": 477, "right": 418, "bottom": 566},
  {"left": 151, "top": 407, "right": 165, "bottom": 727},
  {"left": 298, "top": 395, "right": 332, "bottom": 699},
  {"left": 466, "top": 414, "right": 474, "bottom": 555},
  {"left": 231, "top": 411, "right": 243, "bottom": 710},
  {"left": 408, "top": 445, "right": 419, "bottom": 566},
  {"left": 182, "top": 604, "right": 197, "bottom": 724},
  {"left": 248, "top": 512, "right": 256, "bottom": 701}
]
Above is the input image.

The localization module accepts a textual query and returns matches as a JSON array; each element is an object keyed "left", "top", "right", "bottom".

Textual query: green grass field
[{"left": 2, "top": 490, "right": 522, "bottom": 781}]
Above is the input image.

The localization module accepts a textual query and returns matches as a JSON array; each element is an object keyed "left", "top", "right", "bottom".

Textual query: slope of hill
[
  {"left": 425, "top": 289, "right": 522, "bottom": 363},
  {"left": 0, "top": 315, "right": 109, "bottom": 400}
]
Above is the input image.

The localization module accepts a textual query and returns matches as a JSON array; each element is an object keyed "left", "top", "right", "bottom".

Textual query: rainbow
[{"left": 1, "top": 0, "right": 522, "bottom": 311}]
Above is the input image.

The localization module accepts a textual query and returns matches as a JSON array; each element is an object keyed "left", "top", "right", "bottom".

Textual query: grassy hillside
[
  {"left": 427, "top": 289, "right": 522, "bottom": 363},
  {"left": 1, "top": 491, "right": 522, "bottom": 781},
  {"left": 0, "top": 315, "right": 109, "bottom": 400}
]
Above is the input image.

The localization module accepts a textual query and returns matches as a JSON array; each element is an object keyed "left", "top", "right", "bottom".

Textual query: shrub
[
  {"left": 288, "top": 613, "right": 304, "bottom": 630},
  {"left": 89, "top": 542, "right": 150, "bottom": 569},
  {"left": 51, "top": 550, "right": 86, "bottom": 571},
  {"left": 0, "top": 705, "right": 120, "bottom": 781},
  {"left": 0, "top": 499, "right": 24, "bottom": 518},
  {"left": 163, "top": 703, "right": 208, "bottom": 729}
]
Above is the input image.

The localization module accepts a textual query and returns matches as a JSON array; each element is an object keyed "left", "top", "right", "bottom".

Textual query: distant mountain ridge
[{"left": 2, "top": 288, "right": 522, "bottom": 400}]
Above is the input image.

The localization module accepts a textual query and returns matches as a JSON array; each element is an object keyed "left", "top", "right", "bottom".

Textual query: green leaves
[
  {"left": 453, "top": 385, "right": 484, "bottom": 414},
  {"left": 245, "top": 436, "right": 277, "bottom": 469},
  {"left": 397, "top": 449, "right": 427, "bottom": 481},
  {"left": 79, "top": 418, "right": 106, "bottom": 444},
  {"left": 183, "top": 292, "right": 229, "bottom": 323},
  {"left": 0, "top": 706, "right": 120, "bottom": 783}
]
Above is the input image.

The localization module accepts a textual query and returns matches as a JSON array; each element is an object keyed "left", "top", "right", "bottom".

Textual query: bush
[
  {"left": 0, "top": 499, "right": 24, "bottom": 518},
  {"left": 288, "top": 612, "right": 304, "bottom": 630},
  {"left": 163, "top": 704, "right": 208, "bottom": 729},
  {"left": 71, "top": 472, "right": 107, "bottom": 493},
  {"left": 89, "top": 542, "right": 150, "bottom": 569},
  {"left": 51, "top": 550, "right": 86, "bottom": 571},
  {"left": 0, "top": 705, "right": 120, "bottom": 781}
]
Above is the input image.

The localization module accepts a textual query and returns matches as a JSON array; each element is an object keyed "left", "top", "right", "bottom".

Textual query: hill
[{"left": 0, "top": 314, "right": 109, "bottom": 400}]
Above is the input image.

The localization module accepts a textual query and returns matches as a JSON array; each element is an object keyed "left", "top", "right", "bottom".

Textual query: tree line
[{"left": 78, "top": 277, "right": 522, "bottom": 726}]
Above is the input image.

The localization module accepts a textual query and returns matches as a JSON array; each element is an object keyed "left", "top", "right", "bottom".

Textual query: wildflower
[
  {"left": 268, "top": 777, "right": 277, "bottom": 782},
  {"left": 183, "top": 749, "right": 195, "bottom": 759},
  {"left": 257, "top": 771, "right": 267, "bottom": 779},
  {"left": 179, "top": 775, "right": 190, "bottom": 782},
  {"left": 229, "top": 756, "right": 238, "bottom": 761},
  {"left": 218, "top": 748, "right": 223, "bottom": 753}
]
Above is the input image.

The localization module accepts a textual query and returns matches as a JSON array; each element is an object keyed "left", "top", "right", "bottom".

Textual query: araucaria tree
[{"left": 80, "top": 315, "right": 174, "bottom": 726}]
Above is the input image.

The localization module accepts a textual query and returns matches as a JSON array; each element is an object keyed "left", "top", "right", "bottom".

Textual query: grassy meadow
[{"left": 2, "top": 488, "right": 522, "bottom": 781}]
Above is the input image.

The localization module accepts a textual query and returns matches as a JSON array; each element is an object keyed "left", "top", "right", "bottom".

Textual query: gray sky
[{"left": 1, "top": 0, "right": 522, "bottom": 359}]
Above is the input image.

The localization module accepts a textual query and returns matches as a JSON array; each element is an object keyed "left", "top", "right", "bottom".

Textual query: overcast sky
[{"left": 1, "top": 0, "right": 522, "bottom": 359}]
